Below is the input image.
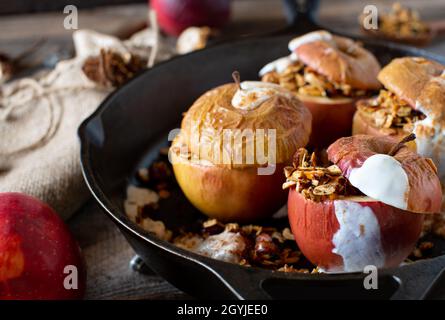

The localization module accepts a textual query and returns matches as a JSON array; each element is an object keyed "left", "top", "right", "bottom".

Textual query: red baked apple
[
  {"left": 285, "top": 135, "right": 442, "bottom": 272},
  {"left": 151, "top": 0, "right": 231, "bottom": 36},
  {"left": 0, "top": 193, "right": 86, "bottom": 299}
]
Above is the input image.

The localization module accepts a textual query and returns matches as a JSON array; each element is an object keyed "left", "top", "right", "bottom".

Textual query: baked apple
[
  {"left": 284, "top": 135, "right": 442, "bottom": 272},
  {"left": 171, "top": 74, "right": 312, "bottom": 222},
  {"left": 353, "top": 57, "right": 445, "bottom": 179},
  {"left": 260, "top": 30, "right": 381, "bottom": 147}
]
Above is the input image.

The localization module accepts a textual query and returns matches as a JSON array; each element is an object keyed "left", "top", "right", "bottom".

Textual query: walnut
[{"left": 82, "top": 49, "right": 147, "bottom": 88}]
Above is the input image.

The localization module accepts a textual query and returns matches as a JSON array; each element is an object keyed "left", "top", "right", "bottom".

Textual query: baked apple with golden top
[
  {"left": 354, "top": 58, "right": 445, "bottom": 183},
  {"left": 170, "top": 73, "right": 312, "bottom": 222},
  {"left": 260, "top": 30, "right": 381, "bottom": 147}
]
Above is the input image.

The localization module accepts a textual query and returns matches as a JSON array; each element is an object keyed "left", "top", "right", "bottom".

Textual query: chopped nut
[
  {"left": 126, "top": 185, "right": 159, "bottom": 207},
  {"left": 357, "top": 89, "right": 425, "bottom": 132},
  {"left": 282, "top": 180, "right": 297, "bottom": 190},
  {"left": 284, "top": 166, "right": 294, "bottom": 178},
  {"left": 137, "top": 168, "right": 150, "bottom": 183},
  {"left": 327, "top": 165, "right": 342, "bottom": 175},
  {"left": 282, "top": 228, "right": 295, "bottom": 241},
  {"left": 312, "top": 183, "right": 337, "bottom": 196},
  {"left": 158, "top": 189, "right": 171, "bottom": 199},
  {"left": 82, "top": 49, "right": 146, "bottom": 88}
]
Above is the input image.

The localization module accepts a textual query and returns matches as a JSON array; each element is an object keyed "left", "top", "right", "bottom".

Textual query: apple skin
[
  {"left": 151, "top": 0, "right": 231, "bottom": 36},
  {"left": 287, "top": 189, "right": 424, "bottom": 272},
  {"left": 172, "top": 155, "right": 287, "bottom": 223},
  {"left": 298, "top": 95, "right": 356, "bottom": 148},
  {"left": 0, "top": 193, "right": 86, "bottom": 300}
]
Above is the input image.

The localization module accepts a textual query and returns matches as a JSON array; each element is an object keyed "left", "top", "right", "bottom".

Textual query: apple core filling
[
  {"left": 357, "top": 89, "right": 425, "bottom": 134},
  {"left": 261, "top": 60, "right": 374, "bottom": 99},
  {"left": 282, "top": 148, "right": 361, "bottom": 202}
]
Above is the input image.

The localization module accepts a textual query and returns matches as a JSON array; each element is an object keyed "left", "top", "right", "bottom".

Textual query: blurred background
[{"left": 1, "top": 0, "right": 444, "bottom": 59}]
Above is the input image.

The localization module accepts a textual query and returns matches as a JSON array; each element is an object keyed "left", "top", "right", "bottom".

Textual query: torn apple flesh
[{"left": 357, "top": 89, "right": 425, "bottom": 134}]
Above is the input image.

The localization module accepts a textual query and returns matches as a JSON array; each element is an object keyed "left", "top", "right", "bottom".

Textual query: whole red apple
[
  {"left": 151, "top": 0, "right": 231, "bottom": 36},
  {"left": 0, "top": 193, "right": 86, "bottom": 299}
]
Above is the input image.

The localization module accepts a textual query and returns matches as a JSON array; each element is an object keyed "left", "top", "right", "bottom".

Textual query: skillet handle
[
  {"left": 281, "top": 0, "right": 320, "bottom": 27},
  {"left": 390, "top": 255, "right": 445, "bottom": 300},
  {"left": 203, "top": 261, "right": 272, "bottom": 300}
]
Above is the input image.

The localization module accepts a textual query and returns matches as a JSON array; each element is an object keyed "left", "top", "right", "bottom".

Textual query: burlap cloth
[{"left": 0, "top": 27, "right": 173, "bottom": 220}]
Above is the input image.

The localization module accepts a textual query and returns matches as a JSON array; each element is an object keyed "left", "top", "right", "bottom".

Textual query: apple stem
[
  {"left": 232, "top": 71, "right": 241, "bottom": 90},
  {"left": 388, "top": 133, "right": 416, "bottom": 156},
  {"left": 310, "top": 152, "right": 316, "bottom": 167}
]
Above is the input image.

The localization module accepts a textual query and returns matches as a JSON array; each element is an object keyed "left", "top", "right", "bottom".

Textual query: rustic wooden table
[{"left": 1, "top": 0, "right": 444, "bottom": 299}]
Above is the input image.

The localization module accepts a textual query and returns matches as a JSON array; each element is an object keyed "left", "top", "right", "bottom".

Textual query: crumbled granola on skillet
[
  {"left": 262, "top": 61, "right": 372, "bottom": 98},
  {"left": 124, "top": 146, "right": 444, "bottom": 273},
  {"left": 357, "top": 89, "right": 425, "bottom": 133}
]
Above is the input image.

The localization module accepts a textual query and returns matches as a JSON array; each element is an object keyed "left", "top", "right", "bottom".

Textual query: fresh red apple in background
[
  {"left": 151, "top": 0, "right": 231, "bottom": 36},
  {"left": 0, "top": 193, "right": 86, "bottom": 299}
]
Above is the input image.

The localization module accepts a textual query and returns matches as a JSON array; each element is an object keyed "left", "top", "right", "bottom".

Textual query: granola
[
  {"left": 379, "top": 2, "right": 430, "bottom": 39},
  {"left": 282, "top": 148, "right": 359, "bottom": 202},
  {"left": 357, "top": 89, "right": 425, "bottom": 133},
  {"left": 124, "top": 146, "right": 445, "bottom": 274},
  {"left": 262, "top": 61, "right": 371, "bottom": 98}
]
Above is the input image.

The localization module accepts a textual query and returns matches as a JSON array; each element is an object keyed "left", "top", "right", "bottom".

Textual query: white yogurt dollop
[
  {"left": 258, "top": 53, "right": 298, "bottom": 77},
  {"left": 414, "top": 114, "right": 445, "bottom": 182},
  {"left": 332, "top": 200, "right": 385, "bottom": 273},
  {"left": 231, "top": 81, "right": 292, "bottom": 111},
  {"left": 288, "top": 30, "right": 335, "bottom": 52},
  {"left": 348, "top": 154, "right": 409, "bottom": 210}
]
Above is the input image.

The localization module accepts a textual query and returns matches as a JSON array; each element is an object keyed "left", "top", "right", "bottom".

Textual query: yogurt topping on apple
[
  {"left": 348, "top": 154, "right": 409, "bottom": 210},
  {"left": 258, "top": 53, "right": 298, "bottom": 77},
  {"left": 332, "top": 200, "right": 385, "bottom": 273},
  {"left": 231, "top": 81, "right": 292, "bottom": 111},
  {"left": 413, "top": 74, "right": 445, "bottom": 183},
  {"left": 288, "top": 30, "right": 335, "bottom": 52}
]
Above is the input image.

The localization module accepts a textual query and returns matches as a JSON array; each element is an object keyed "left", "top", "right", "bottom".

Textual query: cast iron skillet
[{"left": 79, "top": 0, "right": 445, "bottom": 299}]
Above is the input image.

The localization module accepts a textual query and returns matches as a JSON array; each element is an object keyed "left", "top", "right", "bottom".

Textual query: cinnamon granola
[
  {"left": 262, "top": 61, "right": 371, "bottom": 98},
  {"left": 282, "top": 148, "right": 358, "bottom": 202},
  {"left": 357, "top": 89, "right": 425, "bottom": 133},
  {"left": 379, "top": 2, "right": 430, "bottom": 39}
]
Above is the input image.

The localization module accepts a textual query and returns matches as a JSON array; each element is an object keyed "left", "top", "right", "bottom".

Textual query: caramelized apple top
[
  {"left": 282, "top": 148, "right": 360, "bottom": 202},
  {"left": 172, "top": 82, "right": 312, "bottom": 168}
]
